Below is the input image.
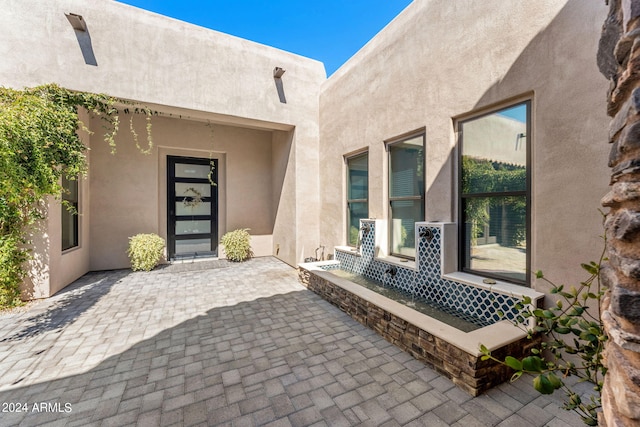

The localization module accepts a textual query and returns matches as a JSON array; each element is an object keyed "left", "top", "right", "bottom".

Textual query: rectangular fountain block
[{"left": 298, "top": 264, "right": 538, "bottom": 396}]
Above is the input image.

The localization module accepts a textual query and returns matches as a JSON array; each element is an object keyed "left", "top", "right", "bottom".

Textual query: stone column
[{"left": 598, "top": 1, "right": 640, "bottom": 425}]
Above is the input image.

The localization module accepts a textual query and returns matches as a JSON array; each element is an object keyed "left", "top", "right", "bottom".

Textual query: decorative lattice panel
[{"left": 335, "top": 221, "right": 523, "bottom": 325}]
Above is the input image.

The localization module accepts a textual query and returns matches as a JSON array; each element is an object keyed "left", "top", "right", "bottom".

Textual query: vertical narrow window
[
  {"left": 388, "top": 133, "right": 425, "bottom": 259},
  {"left": 346, "top": 153, "right": 368, "bottom": 246},
  {"left": 459, "top": 101, "right": 530, "bottom": 284},
  {"left": 61, "top": 175, "right": 79, "bottom": 251}
]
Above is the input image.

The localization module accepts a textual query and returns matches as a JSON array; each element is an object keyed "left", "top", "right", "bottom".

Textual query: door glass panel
[
  {"left": 176, "top": 201, "right": 211, "bottom": 216},
  {"left": 176, "top": 220, "right": 211, "bottom": 235},
  {"left": 175, "top": 182, "right": 211, "bottom": 198},
  {"left": 175, "top": 163, "right": 211, "bottom": 179},
  {"left": 175, "top": 239, "right": 211, "bottom": 254}
]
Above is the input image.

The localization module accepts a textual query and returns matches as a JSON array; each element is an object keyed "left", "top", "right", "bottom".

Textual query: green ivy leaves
[{"left": 0, "top": 84, "right": 153, "bottom": 307}]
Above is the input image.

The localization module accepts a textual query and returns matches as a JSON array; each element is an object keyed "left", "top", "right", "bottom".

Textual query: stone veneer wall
[
  {"left": 298, "top": 267, "right": 539, "bottom": 396},
  {"left": 598, "top": 1, "right": 640, "bottom": 425}
]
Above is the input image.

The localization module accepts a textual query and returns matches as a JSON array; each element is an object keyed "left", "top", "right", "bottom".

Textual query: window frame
[
  {"left": 61, "top": 175, "right": 79, "bottom": 251},
  {"left": 457, "top": 100, "right": 531, "bottom": 286},
  {"left": 346, "top": 151, "right": 369, "bottom": 247},
  {"left": 386, "top": 131, "right": 426, "bottom": 260}
]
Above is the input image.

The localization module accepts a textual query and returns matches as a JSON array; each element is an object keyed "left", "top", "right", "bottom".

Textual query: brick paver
[{"left": 0, "top": 257, "right": 587, "bottom": 426}]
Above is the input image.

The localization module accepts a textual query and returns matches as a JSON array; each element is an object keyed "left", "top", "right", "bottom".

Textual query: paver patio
[{"left": 0, "top": 257, "right": 589, "bottom": 426}]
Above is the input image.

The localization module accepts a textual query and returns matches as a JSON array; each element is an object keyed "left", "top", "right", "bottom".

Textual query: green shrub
[
  {"left": 127, "top": 233, "right": 165, "bottom": 271},
  {"left": 480, "top": 254, "right": 607, "bottom": 426},
  {"left": 0, "top": 235, "right": 26, "bottom": 307},
  {"left": 221, "top": 228, "right": 252, "bottom": 262}
]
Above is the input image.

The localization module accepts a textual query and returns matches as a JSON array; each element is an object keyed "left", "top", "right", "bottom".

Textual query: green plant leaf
[
  {"left": 569, "top": 306, "right": 585, "bottom": 316},
  {"left": 569, "top": 393, "right": 582, "bottom": 406},
  {"left": 522, "top": 356, "right": 543, "bottom": 373},
  {"left": 504, "top": 356, "right": 523, "bottom": 371},
  {"left": 510, "top": 371, "right": 523, "bottom": 382},
  {"left": 533, "top": 374, "right": 555, "bottom": 395},
  {"left": 581, "top": 262, "right": 599, "bottom": 275},
  {"left": 547, "top": 372, "right": 563, "bottom": 389},
  {"left": 580, "top": 332, "right": 597, "bottom": 343}
]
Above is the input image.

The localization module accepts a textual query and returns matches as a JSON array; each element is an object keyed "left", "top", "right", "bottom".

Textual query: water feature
[
  {"left": 298, "top": 260, "right": 538, "bottom": 396},
  {"left": 330, "top": 269, "right": 487, "bottom": 332},
  {"left": 298, "top": 220, "right": 544, "bottom": 395}
]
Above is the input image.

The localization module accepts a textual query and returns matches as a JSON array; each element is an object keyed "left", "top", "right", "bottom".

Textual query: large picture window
[
  {"left": 346, "top": 153, "right": 368, "bottom": 246},
  {"left": 459, "top": 101, "right": 530, "bottom": 284},
  {"left": 388, "top": 133, "right": 425, "bottom": 259},
  {"left": 61, "top": 175, "right": 79, "bottom": 251}
]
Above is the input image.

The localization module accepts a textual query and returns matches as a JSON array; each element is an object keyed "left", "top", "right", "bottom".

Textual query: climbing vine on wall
[{"left": 0, "top": 84, "right": 152, "bottom": 308}]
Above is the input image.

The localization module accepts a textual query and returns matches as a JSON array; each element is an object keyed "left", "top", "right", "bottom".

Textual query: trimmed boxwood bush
[
  {"left": 221, "top": 228, "right": 252, "bottom": 262},
  {"left": 127, "top": 233, "right": 165, "bottom": 271}
]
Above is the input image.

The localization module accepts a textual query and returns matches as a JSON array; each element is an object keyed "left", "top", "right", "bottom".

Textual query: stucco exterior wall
[
  {"left": 88, "top": 114, "right": 287, "bottom": 270},
  {"left": 319, "top": 0, "right": 610, "bottom": 289},
  {"left": 0, "top": 0, "right": 325, "bottom": 127},
  {"left": 1, "top": 0, "right": 324, "bottom": 293},
  {"left": 22, "top": 110, "right": 93, "bottom": 299},
  {"left": 2, "top": 0, "right": 613, "bottom": 299}
]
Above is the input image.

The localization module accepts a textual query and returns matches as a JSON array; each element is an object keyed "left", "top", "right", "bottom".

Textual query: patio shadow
[
  {"left": 0, "top": 283, "right": 586, "bottom": 426},
  {"left": 0, "top": 269, "right": 129, "bottom": 343}
]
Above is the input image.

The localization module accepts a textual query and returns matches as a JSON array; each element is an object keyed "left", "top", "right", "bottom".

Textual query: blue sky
[
  {"left": 498, "top": 104, "right": 527, "bottom": 123},
  {"left": 116, "top": 0, "right": 413, "bottom": 76}
]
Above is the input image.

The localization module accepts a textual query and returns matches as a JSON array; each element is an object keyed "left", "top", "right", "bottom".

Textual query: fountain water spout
[
  {"left": 383, "top": 265, "right": 397, "bottom": 289},
  {"left": 384, "top": 266, "right": 397, "bottom": 277},
  {"left": 355, "top": 223, "right": 371, "bottom": 255}
]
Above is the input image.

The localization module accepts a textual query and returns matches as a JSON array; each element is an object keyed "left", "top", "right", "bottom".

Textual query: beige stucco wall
[
  {"left": 23, "top": 110, "right": 93, "bottom": 299},
  {"left": 319, "top": 0, "right": 610, "bottom": 290},
  {"left": 1, "top": 0, "right": 324, "bottom": 294},
  {"left": 3, "top": 0, "right": 612, "bottom": 297},
  {"left": 88, "top": 114, "right": 285, "bottom": 270}
]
